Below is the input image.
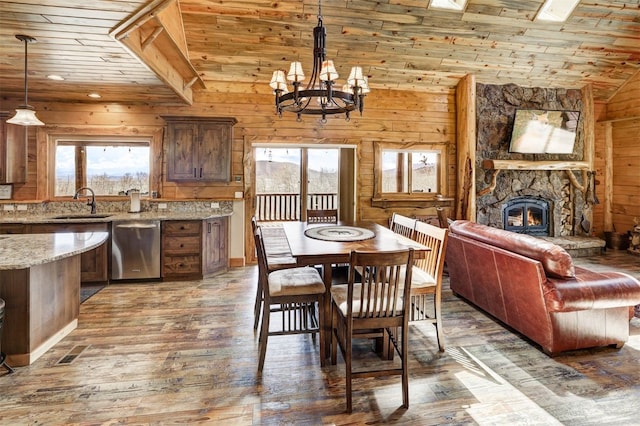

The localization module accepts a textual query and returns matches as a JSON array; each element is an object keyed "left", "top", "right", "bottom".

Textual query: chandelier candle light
[
  {"left": 269, "top": 0, "right": 369, "bottom": 123},
  {"left": 7, "top": 34, "right": 45, "bottom": 126}
]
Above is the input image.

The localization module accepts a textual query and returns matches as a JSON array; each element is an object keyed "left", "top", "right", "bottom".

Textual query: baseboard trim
[{"left": 229, "top": 257, "right": 245, "bottom": 267}]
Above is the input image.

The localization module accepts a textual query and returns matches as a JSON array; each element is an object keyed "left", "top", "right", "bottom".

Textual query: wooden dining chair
[
  {"left": 254, "top": 226, "right": 326, "bottom": 373},
  {"left": 330, "top": 248, "right": 415, "bottom": 413},
  {"left": 307, "top": 209, "right": 338, "bottom": 224},
  {"left": 354, "top": 213, "right": 416, "bottom": 282},
  {"left": 409, "top": 220, "right": 449, "bottom": 351},
  {"left": 251, "top": 216, "right": 299, "bottom": 330},
  {"left": 389, "top": 213, "right": 416, "bottom": 239}
]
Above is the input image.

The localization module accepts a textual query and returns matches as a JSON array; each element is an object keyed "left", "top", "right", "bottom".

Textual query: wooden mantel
[{"left": 482, "top": 159, "right": 590, "bottom": 171}]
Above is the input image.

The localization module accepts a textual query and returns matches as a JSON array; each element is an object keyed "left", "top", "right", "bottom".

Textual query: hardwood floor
[{"left": 1, "top": 250, "right": 639, "bottom": 424}]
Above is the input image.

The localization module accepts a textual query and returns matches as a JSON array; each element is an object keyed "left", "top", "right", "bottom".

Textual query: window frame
[
  {"left": 44, "top": 130, "right": 162, "bottom": 200},
  {"left": 54, "top": 139, "right": 151, "bottom": 197},
  {"left": 373, "top": 141, "right": 449, "bottom": 204}
]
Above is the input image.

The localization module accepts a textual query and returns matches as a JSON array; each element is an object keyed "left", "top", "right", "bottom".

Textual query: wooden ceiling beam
[{"left": 111, "top": 0, "right": 206, "bottom": 105}]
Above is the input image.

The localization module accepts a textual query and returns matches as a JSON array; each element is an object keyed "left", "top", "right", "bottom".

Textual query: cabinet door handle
[
  {"left": 208, "top": 222, "right": 211, "bottom": 233},
  {"left": 193, "top": 168, "right": 197, "bottom": 177},
  {"left": 199, "top": 167, "right": 203, "bottom": 178}
]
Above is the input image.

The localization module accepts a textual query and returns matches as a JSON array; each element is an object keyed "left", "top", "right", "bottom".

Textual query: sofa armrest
[{"left": 543, "top": 266, "right": 640, "bottom": 312}]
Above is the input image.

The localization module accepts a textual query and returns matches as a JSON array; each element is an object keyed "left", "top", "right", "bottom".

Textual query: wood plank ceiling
[{"left": 0, "top": 0, "right": 638, "bottom": 105}]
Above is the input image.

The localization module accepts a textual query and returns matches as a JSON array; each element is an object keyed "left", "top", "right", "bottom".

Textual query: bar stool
[{"left": 0, "top": 298, "right": 15, "bottom": 374}]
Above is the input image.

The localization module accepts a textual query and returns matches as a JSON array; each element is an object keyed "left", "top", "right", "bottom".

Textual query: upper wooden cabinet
[
  {"left": 162, "top": 116, "right": 237, "bottom": 182},
  {"left": 0, "top": 112, "right": 28, "bottom": 183}
]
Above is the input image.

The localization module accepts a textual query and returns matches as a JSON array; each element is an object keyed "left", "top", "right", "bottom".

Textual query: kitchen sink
[{"left": 52, "top": 214, "right": 113, "bottom": 220}]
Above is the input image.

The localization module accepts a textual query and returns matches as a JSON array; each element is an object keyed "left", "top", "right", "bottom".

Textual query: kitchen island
[{"left": 0, "top": 232, "right": 108, "bottom": 366}]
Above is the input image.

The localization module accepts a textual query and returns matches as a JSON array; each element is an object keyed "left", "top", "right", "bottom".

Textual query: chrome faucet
[{"left": 73, "top": 187, "right": 97, "bottom": 214}]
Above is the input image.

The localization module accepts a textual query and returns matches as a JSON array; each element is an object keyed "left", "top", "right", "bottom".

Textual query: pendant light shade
[
  {"left": 6, "top": 106, "right": 44, "bottom": 126},
  {"left": 7, "top": 34, "right": 45, "bottom": 127}
]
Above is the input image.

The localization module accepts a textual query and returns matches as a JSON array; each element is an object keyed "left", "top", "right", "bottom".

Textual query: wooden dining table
[{"left": 280, "top": 220, "right": 431, "bottom": 363}]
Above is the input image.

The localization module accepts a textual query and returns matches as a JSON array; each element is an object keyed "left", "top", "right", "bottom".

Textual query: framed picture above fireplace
[{"left": 509, "top": 109, "right": 580, "bottom": 154}]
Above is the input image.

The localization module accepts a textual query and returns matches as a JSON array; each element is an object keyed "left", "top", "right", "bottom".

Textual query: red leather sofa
[{"left": 446, "top": 220, "right": 640, "bottom": 355}]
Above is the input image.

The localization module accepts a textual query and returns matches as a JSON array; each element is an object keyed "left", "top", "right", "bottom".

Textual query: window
[
  {"left": 428, "top": 0, "right": 468, "bottom": 12},
  {"left": 254, "top": 146, "right": 342, "bottom": 221},
  {"left": 373, "top": 142, "right": 448, "bottom": 204},
  {"left": 381, "top": 150, "right": 439, "bottom": 194},
  {"left": 54, "top": 139, "right": 150, "bottom": 197}
]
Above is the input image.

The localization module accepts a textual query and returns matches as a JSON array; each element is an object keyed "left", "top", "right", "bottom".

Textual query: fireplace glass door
[{"left": 503, "top": 198, "right": 549, "bottom": 236}]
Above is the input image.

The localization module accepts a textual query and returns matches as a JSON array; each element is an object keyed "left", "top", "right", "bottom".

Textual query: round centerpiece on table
[{"left": 304, "top": 225, "right": 375, "bottom": 242}]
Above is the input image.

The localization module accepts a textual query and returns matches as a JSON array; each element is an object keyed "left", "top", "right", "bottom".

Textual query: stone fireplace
[{"left": 475, "top": 84, "right": 591, "bottom": 238}]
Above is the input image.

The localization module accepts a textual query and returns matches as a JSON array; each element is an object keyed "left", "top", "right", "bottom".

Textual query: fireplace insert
[{"left": 503, "top": 197, "right": 549, "bottom": 236}]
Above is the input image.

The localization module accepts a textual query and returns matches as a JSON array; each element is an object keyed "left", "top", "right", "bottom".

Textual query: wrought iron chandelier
[
  {"left": 269, "top": 0, "right": 369, "bottom": 123},
  {"left": 7, "top": 34, "right": 45, "bottom": 126}
]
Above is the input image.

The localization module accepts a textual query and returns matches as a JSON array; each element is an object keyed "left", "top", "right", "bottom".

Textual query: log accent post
[
  {"left": 456, "top": 74, "right": 476, "bottom": 221},
  {"left": 581, "top": 84, "right": 596, "bottom": 234},
  {"left": 604, "top": 122, "right": 613, "bottom": 232}
]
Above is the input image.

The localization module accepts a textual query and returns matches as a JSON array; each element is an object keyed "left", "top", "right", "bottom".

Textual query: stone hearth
[{"left": 537, "top": 236, "right": 605, "bottom": 257}]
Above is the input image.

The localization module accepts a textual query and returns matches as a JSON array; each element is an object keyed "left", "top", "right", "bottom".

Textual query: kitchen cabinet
[
  {"left": 161, "top": 217, "right": 228, "bottom": 280},
  {"left": 203, "top": 217, "right": 228, "bottom": 275},
  {"left": 162, "top": 116, "right": 237, "bottom": 182},
  {"left": 27, "top": 223, "right": 109, "bottom": 283},
  {"left": 0, "top": 112, "right": 28, "bottom": 183},
  {"left": 161, "top": 220, "right": 202, "bottom": 279}
]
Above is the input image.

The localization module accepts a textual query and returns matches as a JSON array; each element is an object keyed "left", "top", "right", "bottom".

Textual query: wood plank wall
[
  {"left": 594, "top": 71, "right": 640, "bottom": 235},
  {"left": 6, "top": 76, "right": 638, "bottom": 241},
  {"left": 2, "top": 84, "right": 457, "bottom": 229}
]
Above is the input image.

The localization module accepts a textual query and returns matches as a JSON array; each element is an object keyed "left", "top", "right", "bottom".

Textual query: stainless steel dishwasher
[{"left": 111, "top": 220, "right": 161, "bottom": 280}]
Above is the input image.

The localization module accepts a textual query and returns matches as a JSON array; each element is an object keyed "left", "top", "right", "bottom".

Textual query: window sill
[{"left": 371, "top": 196, "right": 454, "bottom": 209}]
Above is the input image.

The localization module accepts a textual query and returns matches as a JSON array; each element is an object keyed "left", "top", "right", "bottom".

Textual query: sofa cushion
[{"left": 449, "top": 220, "right": 575, "bottom": 279}]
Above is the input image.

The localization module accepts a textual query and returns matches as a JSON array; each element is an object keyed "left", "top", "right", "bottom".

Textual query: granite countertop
[
  {"left": 0, "top": 232, "right": 109, "bottom": 270},
  {"left": 0, "top": 211, "right": 232, "bottom": 224}
]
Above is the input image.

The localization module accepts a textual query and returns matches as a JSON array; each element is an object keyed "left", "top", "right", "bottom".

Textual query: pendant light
[
  {"left": 7, "top": 34, "right": 45, "bottom": 126},
  {"left": 269, "top": 0, "right": 369, "bottom": 123}
]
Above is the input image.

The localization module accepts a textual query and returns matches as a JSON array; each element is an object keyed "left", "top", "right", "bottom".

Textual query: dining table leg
[{"left": 321, "top": 263, "right": 333, "bottom": 364}]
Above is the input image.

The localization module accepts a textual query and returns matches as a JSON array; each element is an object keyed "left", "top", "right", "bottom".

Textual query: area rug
[
  {"left": 80, "top": 284, "right": 105, "bottom": 304},
  {"left": 304, "top": 225, "right": 375, "bottom": 242}
]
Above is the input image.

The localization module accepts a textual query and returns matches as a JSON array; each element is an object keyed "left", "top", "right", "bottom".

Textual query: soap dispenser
[{"left": 129, "top": 189, "right": 141, "bottom": 213}]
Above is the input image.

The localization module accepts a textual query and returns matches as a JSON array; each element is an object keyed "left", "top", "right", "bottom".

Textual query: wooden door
[
  {"left": 199, "top": 123, "right": 231, "bottom": 181},
  {"left": 203, "top": 217, "right": 228, "bottom": 274},
  {"left": 166, "top": 122, "right": 198, "bottom": 181}
]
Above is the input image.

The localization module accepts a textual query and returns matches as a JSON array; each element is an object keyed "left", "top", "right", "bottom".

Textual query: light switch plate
[
  {"left": 16, "top": 204, "right": 28, "bottom": 211},
  {"left": 158, "top": 203, "right": 168, "bottom": 209},
  {"left": 210, "top": 202, "right": 220, "bottom": 209},
  {"left": 3, "top": 204, "right": 14, "bottom": 211},
  {"left": 234, "top": 192, "right": 243, "bottom": 199}
]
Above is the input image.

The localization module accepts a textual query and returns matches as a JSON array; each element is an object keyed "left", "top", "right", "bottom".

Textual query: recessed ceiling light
[
  {"left": 428, "top": 0, "right": 468, "bottom": 11},
  {"left": 47, "top": 74, "right": 65, "bottom": 81},
  {"left": 536, "top": 0, "right": 580, "bottom": 22},
  {"left": 87, "top": 93, "right": 102, "bottom": 99}
]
